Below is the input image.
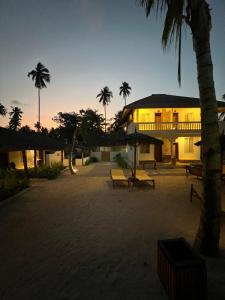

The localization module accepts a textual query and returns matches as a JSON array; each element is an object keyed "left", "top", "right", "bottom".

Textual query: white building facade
[{"left": 122, "top": 94, "right": 225, "bottom": 165}]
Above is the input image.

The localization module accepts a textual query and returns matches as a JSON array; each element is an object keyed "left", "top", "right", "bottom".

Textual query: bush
[
  {"left": 85, "top": 156, "right": 98, "bottom": 165},
  {"left": 28, "top": 163, "right": 63, "bottom": 180},
  {"left": 0, "top": 169, "right": 29, "bottom": 202},
  {"left": 113, "top": 153, "right": 129, "bottom": 169}
]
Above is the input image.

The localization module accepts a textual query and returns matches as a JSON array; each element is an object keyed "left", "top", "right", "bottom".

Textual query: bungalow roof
[
  {"left": 122, "top": 94, "right": 225, "bottom": 122},
  {"left": 0, "top": 127, "right": 65, "bottom": 152}
]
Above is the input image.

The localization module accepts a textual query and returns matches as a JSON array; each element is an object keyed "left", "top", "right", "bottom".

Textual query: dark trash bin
[{"left": 157, "top": 237, "right": 207, "bottom": 300}]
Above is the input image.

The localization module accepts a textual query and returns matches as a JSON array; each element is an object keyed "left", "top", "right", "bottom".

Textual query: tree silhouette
[
  {"left": 19, "top": 125, "right": 35, "bottom": 134},
  {"left": 119, "top": 82, "right": 131, "bottom": 106},
  {"left": 0, "top": 102, "right": 7, "bottom": 116},
  {"left": 219, "top": 95, "right": 225, "bottom": 121},
  {"left": 8, "top": 106, "right": 23, "bottom": 131},
  {"left": 97, "top": 86, "right": 113, "bottom": 133},
  {"left": 28, "top": 62, "right": 50, "bottom": 132},
  {"left": 138, "top": 0, "right": 221, "bottom": 255}
]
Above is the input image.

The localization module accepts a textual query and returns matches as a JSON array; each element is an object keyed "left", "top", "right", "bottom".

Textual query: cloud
[{"left": 10, "top": 100, "right": 28, "bottom": 106}]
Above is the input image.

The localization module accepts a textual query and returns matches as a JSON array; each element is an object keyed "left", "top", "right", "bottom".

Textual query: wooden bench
[
  {"left": 186, "top": 165, "right": 202, "bottom": 179},
  {"left": 187, "top": 164, "right": 225, "bottom": 182}
]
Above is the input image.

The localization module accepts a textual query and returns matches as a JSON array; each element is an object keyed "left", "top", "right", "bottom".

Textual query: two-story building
[{"left": 122, "top": 94, "right": 225, "bottom": 165}]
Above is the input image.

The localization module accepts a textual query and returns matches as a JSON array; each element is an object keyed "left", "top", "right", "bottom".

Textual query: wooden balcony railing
[{"left": 137, "top": 122, "right": 201, "bottom": 131}]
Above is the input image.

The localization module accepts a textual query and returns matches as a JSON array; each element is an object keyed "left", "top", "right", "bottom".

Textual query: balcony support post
[{"left": 168, "top": 137, "right": 176, "bottom": 164}]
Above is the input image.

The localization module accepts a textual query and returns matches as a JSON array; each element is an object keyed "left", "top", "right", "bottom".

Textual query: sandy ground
[{"left": 0, "top": 162, "right": 225, "bottom": 300}]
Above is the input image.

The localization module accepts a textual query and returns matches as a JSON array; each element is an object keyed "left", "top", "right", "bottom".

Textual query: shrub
[
  {"left": 113, "top": 153, "right": 129, "bottom": 169},
  {"left": 28, "top": 163, "right": 63, "bottom": 180},
  {"left": 85, "top": 156, "right": 98, "bottom": 165},
  {"left": 0, "top": 169, "right": 29, "bottom": 202}
]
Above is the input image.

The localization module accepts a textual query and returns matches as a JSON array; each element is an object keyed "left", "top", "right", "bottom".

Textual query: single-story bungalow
[{"left": 0, "top": 127, "right": 65, "bottom": 171}]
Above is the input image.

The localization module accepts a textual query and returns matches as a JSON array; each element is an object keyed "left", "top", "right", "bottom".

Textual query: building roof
[
  {"left": 125, "top": 94, "right": 225, "bottom": 109},
  {"left": 122, "top": 94, "right": 225, "bottom": 121},
  {"left": 0, "top": 127, "right": 65, "bottom": 152}
]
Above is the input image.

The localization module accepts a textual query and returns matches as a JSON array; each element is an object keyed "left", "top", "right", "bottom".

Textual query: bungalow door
[
  {"left": 172, "top": 143, "right": 179, "bottom": 160},
  {"left": 154, "top": 144, "right": 162, "bottom": 162},
  {"left": 101, "top": 151, "right": 110, "bottom": 161}
]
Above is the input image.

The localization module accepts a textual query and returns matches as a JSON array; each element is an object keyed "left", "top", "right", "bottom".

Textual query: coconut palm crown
[
  {"left": 119, "top": 82, "right": 132, "bottom": 106},
  {"left": 28, "top": 62, "right": 50, "bottom": 131},
  {"left": 96, "top": 86, "right": 113, "bottom": 133},
  {"left": 8, "top": 106, "right": 23, "bottom": 131}
]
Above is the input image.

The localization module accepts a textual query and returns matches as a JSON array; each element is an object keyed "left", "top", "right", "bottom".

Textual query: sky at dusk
[{"left": 0, "top": 0, "right": 224, "bottom": 129}]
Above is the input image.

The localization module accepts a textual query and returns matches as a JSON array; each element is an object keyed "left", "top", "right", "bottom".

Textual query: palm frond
[
  {"left": 28, "top": 62, "right": 50, "bottom": 89},
  {"left": 138, "top": 0, "right": 186, "bottom": 86},
  {"left": 137, "top": 0, "right": 167, "bottom": 17},
  {"left": 0, "top": 103, "right": 7, "bottom": 116}
]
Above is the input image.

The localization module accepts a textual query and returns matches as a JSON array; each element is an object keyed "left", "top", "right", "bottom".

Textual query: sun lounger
[
  {"left": 135, "top": 170, "right": 155, "bottom": 188},
  {"left": 110, "top": 169, "right": 129, "bottom": 188}
]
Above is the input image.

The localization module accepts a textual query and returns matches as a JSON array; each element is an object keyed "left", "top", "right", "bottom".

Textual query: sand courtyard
[{"left": 0, "top": 162, "right": 225, "bottom": 300}]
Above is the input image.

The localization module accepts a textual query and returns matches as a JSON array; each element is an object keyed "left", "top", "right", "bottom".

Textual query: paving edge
[{"left": 0, "top": 186, "right": 32, "bottom": 208}]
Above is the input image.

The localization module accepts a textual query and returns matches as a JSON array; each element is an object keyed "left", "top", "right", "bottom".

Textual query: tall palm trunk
[
  {"left": 38, "top": 88, "right": 40, "bottom": 132},
  {"left": 34, "top": 150, "right": 37, "bottom": 168},
  {"left": 190, "top": 0, "right": 221, "bottom": 255},
  {"left": 104, "top": 105, "right": 107, "bottom": 133},
  {"left": 22, "top": 150, "right": 28, "bottom": 176}
]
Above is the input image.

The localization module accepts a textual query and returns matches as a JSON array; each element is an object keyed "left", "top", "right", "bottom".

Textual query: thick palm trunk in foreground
[{"left": 190, "top": 0, "right": 221, "bottom": 255}]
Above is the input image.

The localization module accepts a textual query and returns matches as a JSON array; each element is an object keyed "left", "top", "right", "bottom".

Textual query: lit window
[
  {"left": 140, "top": 144, "right": 150, "bottom": 154},
  {"left": 140, "top": 114, "right": 150, "bottom": 122},
  {"left": 184, "top": 138, "right": 194, "bottom": 153},
  {"left": 185, "top": 113, "right": 194, "bottom": 122}
]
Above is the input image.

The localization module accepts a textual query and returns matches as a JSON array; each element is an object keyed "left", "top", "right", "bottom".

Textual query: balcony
[{"left": 136, "top": 122, "right": 201, "bottom": 132}]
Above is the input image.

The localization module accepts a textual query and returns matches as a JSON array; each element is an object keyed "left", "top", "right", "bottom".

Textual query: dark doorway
[
  {"left": 173, "top": 112, "right": 179, "bottom": 123},
  {"left": 154, "top": 144, "right": 162, "bottom": 162},
  {"left": 173, "top": 143, "right": 179, "bottom": 159},
  {"left": 155, "top": 113, "right": 162, "bottom": 123},
  {"left": 101, "top": 151, "right": 110, "bottom": 162}
]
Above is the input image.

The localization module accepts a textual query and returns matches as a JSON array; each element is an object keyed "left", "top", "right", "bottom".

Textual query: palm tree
[
  {"left": 8, "top": 106, "right": 23, "bottom": 131},
  {"left": 28, "top": 62, "right": 50, "bottom": 132},
  {"left": 138, "top": 0, "right": 221, "bottom": 256},
  {"left": 97, "top": 86, "right": 113, "bottom": 132},
  {"left": 119, "top": 82, "right": 132, "bottom": 106},
  {"left": 0, "top": 102, "right": 7, "bottom": 116}
]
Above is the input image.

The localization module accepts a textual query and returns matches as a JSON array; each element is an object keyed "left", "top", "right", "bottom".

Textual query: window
[
  {"left": 184, "top": 138, "right": 194, "bottom": 153},
  {"left": 140, "top": 113, "right": 150, "bottom": 122},
  {"left": 140, "top": 144, "right": 150, "bottom": 154},
  {"left": 185, "top": 113, "right": 194, "bottom": 122}
]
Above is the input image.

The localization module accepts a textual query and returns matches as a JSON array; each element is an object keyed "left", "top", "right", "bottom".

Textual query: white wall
[
  {"left": 138, "top": 145, "right": 155, "bottom": 161},
  {"left": 133, "top": 108, "right": 201, "bottom": 123},
  {"left": 176, "top": 137, "right": 201, "bottom": 160},
  {"left": 76, "top": 156, "right": 90, "bottom": 166},
  {"left": 90, "top": 151, "right": 101, "bottom": 161},
  {"left": 46, "top": 151, "right": 63, "bottom": 166}
]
